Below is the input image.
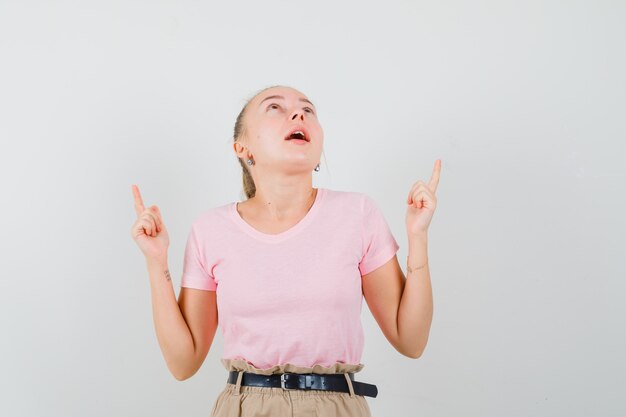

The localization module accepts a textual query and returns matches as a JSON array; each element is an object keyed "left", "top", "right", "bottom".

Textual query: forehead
[{"left": 254, "top": 88, "right": 314, "bottom": 107}]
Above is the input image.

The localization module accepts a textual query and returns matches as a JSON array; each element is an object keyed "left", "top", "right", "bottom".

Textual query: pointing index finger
[
  {"left": 428, "top": 159, "right": 441, "bottom": 193},
  {"left": 132, "top": 184, "right": 145, "bottom": 216}
]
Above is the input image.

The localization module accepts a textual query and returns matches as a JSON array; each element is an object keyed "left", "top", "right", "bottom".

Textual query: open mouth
[{"left": 284, "top": 129, "right": 310, "bottom": 142}]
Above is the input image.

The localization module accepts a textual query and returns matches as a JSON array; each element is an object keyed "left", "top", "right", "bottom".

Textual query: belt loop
[
  {"left": 343, "top": 373, "right": 355, "bottom": 397},
  {"left": 234, "top": 371, "right": 244, "bottom": 396}
]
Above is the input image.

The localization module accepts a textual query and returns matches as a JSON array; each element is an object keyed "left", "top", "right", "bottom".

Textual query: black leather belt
[{"left": 227, "top": 371, "right": 378, "bottom": 398}]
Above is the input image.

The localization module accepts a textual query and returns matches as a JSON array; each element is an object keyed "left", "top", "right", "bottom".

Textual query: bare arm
[
  {"left": 146, "top": 257, "right": 218, "bottom": 380},
  {"left": 397, "top": 234, "right": 432, "bottom": 358},
  {"left": 364, "top": 160, "right": 439, "bottom": 358},
  {"left": 361, "top": 235, "right": 433, "bottom": 358},
  {"left": 131, "top": 184, "right": 218, "bottom": 380}
]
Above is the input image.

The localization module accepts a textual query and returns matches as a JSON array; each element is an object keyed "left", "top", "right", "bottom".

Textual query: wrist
[
  {"left": 407, "top": 234, "right": 428, "bottom": 274},
  {"left": 406, "top": 254, "right": 429, "bottom": 274},
  {"left": 146, "top": 255, "right": 168, "bottom": 269},
  {"left": 408, "top": 233, "right": 428, "bottom": 245}
]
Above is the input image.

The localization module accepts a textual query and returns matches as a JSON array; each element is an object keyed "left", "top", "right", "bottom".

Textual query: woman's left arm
[
  {"left": 396, "top": 233, "right": 432, "bottom": 358},
  {"left": 361, "top": 160, "right": 440, "bottom": 358},
  {"left": 361, "top": 234, "right": 432, "bottom": 359}
]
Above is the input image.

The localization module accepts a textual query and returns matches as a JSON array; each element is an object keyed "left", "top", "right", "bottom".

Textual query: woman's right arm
[
  {"left": 146, "top": 257, "right": 218, "bottom": 381},
  {"left": 131, "top": 184, "right": 217, "bottom": 381}
]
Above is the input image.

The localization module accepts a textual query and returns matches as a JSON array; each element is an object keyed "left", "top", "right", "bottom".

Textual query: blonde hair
[{"left": 233, "top": 84, "right": 289, "bottom": 199}]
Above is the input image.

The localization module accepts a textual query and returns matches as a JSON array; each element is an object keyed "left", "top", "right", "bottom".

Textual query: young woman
[{"left": 130, "top": 85, "right": 440, "bottom": 416}]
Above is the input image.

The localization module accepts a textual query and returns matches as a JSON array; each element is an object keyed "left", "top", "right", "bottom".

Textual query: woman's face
[{"left": 236, "top": 87, "right": 324, "bottom": 173}]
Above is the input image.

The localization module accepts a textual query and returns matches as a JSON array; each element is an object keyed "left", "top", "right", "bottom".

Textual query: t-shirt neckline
[{"left": 230, "top": 187, "right": 326, "bottom": 243}]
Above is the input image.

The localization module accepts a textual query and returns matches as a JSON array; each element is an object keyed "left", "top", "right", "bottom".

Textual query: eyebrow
[{"left": 258, "top": 95, "right": 315, "bottom": 108}]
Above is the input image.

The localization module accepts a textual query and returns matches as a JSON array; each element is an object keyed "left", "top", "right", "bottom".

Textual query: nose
[{"left": 291, "top": 112, "right": 304, "bottom": 121}]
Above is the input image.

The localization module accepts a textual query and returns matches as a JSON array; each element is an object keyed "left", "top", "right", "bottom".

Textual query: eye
[
  {"left": 267, "top": 103, "right": 281, "bottom": 111},
  {"left": 304, "top": 107, "right": 315, "bottom": 114}
]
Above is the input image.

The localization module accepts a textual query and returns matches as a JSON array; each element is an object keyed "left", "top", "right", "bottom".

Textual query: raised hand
[
  {"left": 130, "top": 184, "right": 169, "bottom": 261},
  {"left": 405, "top": 159, "right": 441, "bottom": 237}
]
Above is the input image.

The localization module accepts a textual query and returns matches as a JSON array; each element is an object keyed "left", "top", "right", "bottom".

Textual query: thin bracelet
[{"left": 407, "top": 255, "right": 429, "bottom": 274}]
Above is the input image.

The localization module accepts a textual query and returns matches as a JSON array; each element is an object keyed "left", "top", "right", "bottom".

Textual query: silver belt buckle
[{"left": 280, "top": 373, "right": 296, "bottom": 390}]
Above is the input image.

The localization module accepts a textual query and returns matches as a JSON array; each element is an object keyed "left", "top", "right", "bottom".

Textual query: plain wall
[{"left": 0, "top": 1, "right": 624, "bottom": 416}]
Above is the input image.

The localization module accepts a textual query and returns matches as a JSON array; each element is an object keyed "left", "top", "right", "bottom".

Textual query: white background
[{"left": 1, "top": 1, "right": 624, "bottom": 416}]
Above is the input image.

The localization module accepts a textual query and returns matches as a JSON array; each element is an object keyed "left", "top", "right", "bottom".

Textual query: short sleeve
[
  {"left": 358, "top": 194, "right": 400, "bottom": 276},
  {"left": 180, "top": 223, "right": 217, "bottom": 291}
]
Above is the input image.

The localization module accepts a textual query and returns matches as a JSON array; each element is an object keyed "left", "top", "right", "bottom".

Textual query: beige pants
[{"left": 210, "top": 358, "right": 373, "bottom": 417}]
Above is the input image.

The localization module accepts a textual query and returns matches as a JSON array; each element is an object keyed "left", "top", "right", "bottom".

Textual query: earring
[
  {"left": 314, "top": 163, "right": 320, "bottom": 172},
  {"left": 247, "top": 158, "right": 254, "bottom": 166}
]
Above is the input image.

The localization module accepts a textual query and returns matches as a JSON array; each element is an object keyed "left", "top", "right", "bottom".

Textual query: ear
[{"left": 233, "top": 141, "right": 244, "bottom": 156}]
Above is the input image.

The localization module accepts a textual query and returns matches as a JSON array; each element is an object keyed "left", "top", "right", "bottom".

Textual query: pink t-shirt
[{"left": 179, "top": 187, "right": 399, "bottom": 369}]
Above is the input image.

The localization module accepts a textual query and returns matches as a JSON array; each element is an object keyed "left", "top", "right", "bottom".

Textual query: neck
[{"left": 249, "top": 185, "right": 318, "bottom": 221}]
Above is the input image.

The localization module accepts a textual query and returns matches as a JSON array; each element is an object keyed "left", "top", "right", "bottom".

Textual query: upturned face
[{"left": 235, "top": 86, "right": 324, "bottom": 173}]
